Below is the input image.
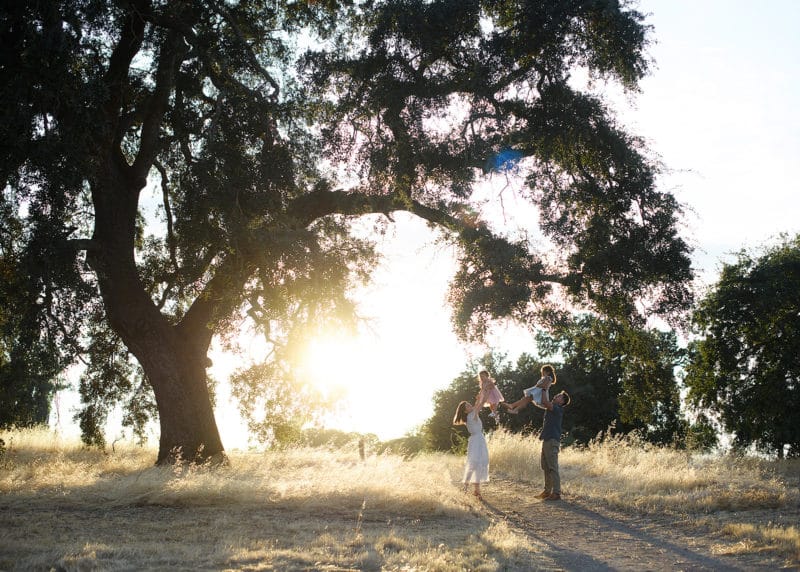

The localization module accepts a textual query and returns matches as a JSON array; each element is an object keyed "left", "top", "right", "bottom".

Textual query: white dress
[
  {"left": 523, "top": 376, "right": 552, "bottom": 407},
  {"left": 462, "top": 409, "right": 489, "bottom": 483},
  {"left": 523, "top": 386, "right": 543, "bottom": 407}
]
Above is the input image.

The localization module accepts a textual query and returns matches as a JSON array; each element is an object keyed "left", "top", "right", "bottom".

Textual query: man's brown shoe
[
  {"left": 535, "top": 491, "right": 550, "bottom": 499},
  {"left": 544, "top": 493, "right": 561, "bottom": 501}
]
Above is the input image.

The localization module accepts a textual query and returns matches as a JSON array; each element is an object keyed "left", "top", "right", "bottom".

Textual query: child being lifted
[{"left": 503, "top": 364, "right": 556, "bottom": 413}]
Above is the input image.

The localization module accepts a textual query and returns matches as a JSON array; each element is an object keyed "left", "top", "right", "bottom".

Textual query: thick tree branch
[
  {"left": 207, "top": 0, "right": 280, "bottom": 101},
  {"left": 103, "top": 2, "right": 147, "bottom": 123},
  {"left": 176, "top": 253, "right": 252, "bottom": 351},
  {"left": 285, "top": 188, "right": 454, "bottom": 229},
  {"left": 131, "top": 29, "right": 184, "bottom": 179},
  {"left": 154, "top": 160, "right": 178, "bottom": 270},
  {"left": 99, "top": 2, "right": 148, "bottom": 175},
  {"left": 286, "top": 189, "right": 567, "bottom": 286}
]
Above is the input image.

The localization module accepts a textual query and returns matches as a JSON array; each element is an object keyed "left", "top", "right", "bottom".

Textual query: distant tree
[
  {"left": 1, "top": 1, "right": 692, "bottom": 463},
  {"left": 299, "top": 428, "right": 380, "bottom": 451},
  {"left": 684, "top": 413, "right": 718, "bottom": 453},
  {"left": 377, "top": 428, "right": 427, "bottom": 458},
  {"left": 424, "top": 313, "right": 687, "bottom": 451},
  {"left": 685, "top": 234, "right": 800, "bottom": 457},
  {"left": 536, "top": 315, "right": 686, "bottom": 445},
  {"left": 424, "top": 315, "right": 686, "bottom": 449},
  {"left": 0, "top": 205, "right": 71, "bottom": 428}
]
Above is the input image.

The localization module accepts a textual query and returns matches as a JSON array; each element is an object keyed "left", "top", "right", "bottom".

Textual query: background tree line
[
  {"left": 3, "top": 230, "right": 799, "bottom": 458},
  {"left": 422, "top": 315, "right": 689, "bottom": 453}
]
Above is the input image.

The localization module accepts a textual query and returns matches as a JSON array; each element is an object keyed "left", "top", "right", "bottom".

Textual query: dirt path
[{"left": 477, "top": 475, "right": 790, "bottom": 571}]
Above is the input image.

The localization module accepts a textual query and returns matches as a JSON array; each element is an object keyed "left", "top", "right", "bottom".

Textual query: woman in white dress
[{"left": 453, "top": 391, "right": 489, "bottom": 498}]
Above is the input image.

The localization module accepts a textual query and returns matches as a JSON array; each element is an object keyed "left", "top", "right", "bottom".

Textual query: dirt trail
[{"left": 477, "top": 476, "right": 791, "bottom": 571}]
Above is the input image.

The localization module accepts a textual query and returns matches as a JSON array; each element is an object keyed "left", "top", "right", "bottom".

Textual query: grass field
[{"left": 1, "top": 428, "right": 798, "bottom": 570}]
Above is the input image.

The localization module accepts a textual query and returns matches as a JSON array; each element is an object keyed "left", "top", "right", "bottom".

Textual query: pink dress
[{"left": 482, "top": 381, "right": 504, "bottom": 407}]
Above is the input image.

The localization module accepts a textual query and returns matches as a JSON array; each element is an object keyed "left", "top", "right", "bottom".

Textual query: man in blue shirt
[
  {"left": 503, "top": 377, "right": 571, "bottom": 500},
  {"left": 537, "top": 381, "right": 570, "bottom": 500}
]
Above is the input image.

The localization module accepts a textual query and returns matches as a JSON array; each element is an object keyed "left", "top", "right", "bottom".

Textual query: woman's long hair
[{"left": 453, "top": 401, "right": 470, "bottom": 425}]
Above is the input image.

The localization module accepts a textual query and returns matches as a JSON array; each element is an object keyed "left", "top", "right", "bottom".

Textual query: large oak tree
[{"left": 0, "top": 0, "right": 692, "bottom": 463}]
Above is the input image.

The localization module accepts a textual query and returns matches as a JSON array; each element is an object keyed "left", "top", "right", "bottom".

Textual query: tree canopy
[
  {"left": 685, "top": 234, "right": 800, "bottom": 457},
  {"left": 0, "top": 210, "right": 68, "bottom": 428},
  {"left": 0, "top": 0, "right": 693, "bottom": 462}
]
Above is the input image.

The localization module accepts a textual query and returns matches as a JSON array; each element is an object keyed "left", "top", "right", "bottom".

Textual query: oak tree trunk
[
  {"left": 90, "top": 251, "right": 226, "bottom": 464},
  {"left": 88, "top": 165, "right": 225, "bottom": 464},
  {"left": 137, "top": 327, "right": 225, "bottom": 465}
]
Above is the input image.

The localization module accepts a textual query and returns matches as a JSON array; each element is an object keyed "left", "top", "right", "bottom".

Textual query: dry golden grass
[
  {"left": 1, "top": 427, "right": 798, "bottom": 570},
  {"left": 716, "top": 522, "right": 800, "bottom": 562},
  {"left": 0, "top": 428, "right": 534, "bottom": 571},
  {"left": 489, "top": 429, "right": 797, "bottom": 514},
  {"left": 488, "top": 428, "right": 800, "bottom": 566}
]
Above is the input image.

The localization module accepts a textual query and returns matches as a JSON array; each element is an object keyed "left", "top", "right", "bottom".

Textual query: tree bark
[
  {"left": 87, "top": 160, "right": 225, "bottom": 464},
  {"left": 140, "top": 328, "right": 225, "bottom": 465},
  {"left": 88, "top": 247, "right": 226, "bottom": 464}
]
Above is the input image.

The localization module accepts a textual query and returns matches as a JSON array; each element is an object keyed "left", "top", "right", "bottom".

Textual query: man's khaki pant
[{"left": 540, "top": 438, "right": 561, "bottom": 494}]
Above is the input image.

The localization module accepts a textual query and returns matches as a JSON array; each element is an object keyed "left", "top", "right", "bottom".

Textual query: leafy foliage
[
  {"left": 685, "top": 234, "right": 800, "bottom": 457},
  {"left": 75, "top": 317, "right": 158, "bottom": 447},
  {"left": 0, "top": 190, "right": 82, "bottom": 428},
  {"left": 423, "top": 316, "right": 687, "bottom": 452},
  {"left": 313, "top": 0, "right": 694, "bottom": 340},
  {"left": 535, "top": 315, "right": 686, "bottom": 445},
  {"left": 228, "top": 360, "right": 343, "bottom": 448},
  {"left": 1, "top": 0, "right": 693, "bottom": 456}
]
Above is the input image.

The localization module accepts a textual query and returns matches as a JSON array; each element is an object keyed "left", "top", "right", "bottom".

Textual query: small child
[
  {"left": 505, "top": 364, "right": 556, "bottom": 413},
  {"left": 478, "top": 370, "right": 504, "bottom": 420}
]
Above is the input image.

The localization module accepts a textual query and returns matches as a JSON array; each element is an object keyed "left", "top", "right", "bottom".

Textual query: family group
[{"left": 453, "top": 365, "right": 571, "bottom": 501}]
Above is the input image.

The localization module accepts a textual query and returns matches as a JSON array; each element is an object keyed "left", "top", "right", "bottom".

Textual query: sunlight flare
[{"left": 301, "top": 336, "right": 367, "bottom": 396}]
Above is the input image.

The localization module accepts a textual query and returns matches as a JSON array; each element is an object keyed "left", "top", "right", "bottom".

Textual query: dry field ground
[{"left": 1, "top": 428, "right": 798, "bottom": 571}]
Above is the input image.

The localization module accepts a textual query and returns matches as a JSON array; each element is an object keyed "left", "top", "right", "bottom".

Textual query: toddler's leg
[{"left": 501, "top": 399, "right": 523, "bottom": 413}]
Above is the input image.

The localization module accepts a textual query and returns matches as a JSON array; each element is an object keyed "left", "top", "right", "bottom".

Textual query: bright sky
[
  {"left": 267, "top": 0, "right": 799, "bottom": 443},
  {"left": 51, "top": 1, "right": 800, "bottom": 448},
  {"left": 623, "top": 0, "right": 800, "bottom": 284}
]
